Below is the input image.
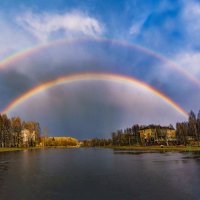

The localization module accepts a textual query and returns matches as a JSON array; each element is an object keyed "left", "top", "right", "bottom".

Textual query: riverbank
[
  {"left": 2, "top": 145, "right": 200, "bottom": 153},
  {"left": 105, "top": 145, "right": 200, "bottom": 152},
  {"left": 0, "top": 146, "right": 80, "bottom": 153},
  {"left": 0, "top": 147, "right": 40, "bottom": 152}
]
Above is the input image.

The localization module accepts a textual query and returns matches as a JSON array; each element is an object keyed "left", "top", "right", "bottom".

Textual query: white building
[{"left": 21, "top": 129, "right": 36, "bottom": 147}]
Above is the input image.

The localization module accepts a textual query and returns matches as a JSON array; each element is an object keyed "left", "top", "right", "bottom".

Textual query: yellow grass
[
  {"left": 0, "top": 146, "right": 80, "bottom": 153},
  {"left": 107, "top": 145, "right": 200, "bottom": 152}
]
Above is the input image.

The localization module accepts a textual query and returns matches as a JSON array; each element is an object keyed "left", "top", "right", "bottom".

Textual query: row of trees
[
  {"left": 42, "top": 137, "right": 79, "bottom": 147},
  {"left": 112, "top": 124, "right": 141, "bottom": 146},
  {"left": 0, "top": 114, "right": 41, "bottom": 147},
  {"left": 176, "top": 110, "right": 200, "bottom": 145},
  {"left": 83, "top": 110, "right": 200, "bottom": 147},
  {"left": 82, "top": 138, "right": 112, "bottom": 147},
  {"left": 82, "top": 125, "right": 142, "bottom": 147}
]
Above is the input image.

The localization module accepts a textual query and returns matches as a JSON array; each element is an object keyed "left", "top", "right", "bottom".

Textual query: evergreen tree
[
  {"left": 197, "top": 110, "right": 200, "bottom": 140},
  {"left": 188, "top": 110, "right": 197, "bottom": 140},
  {"left": 0, "top": 114, "right": 3, "bottom": 147},
  {"left": 2, "top": 114, "right": 12, "bottom": 147},
  {"left": 11, "top": 117, "right": 23, "bottom": 147}
]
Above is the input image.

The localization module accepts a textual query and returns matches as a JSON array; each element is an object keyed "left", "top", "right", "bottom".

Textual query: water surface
[{"left": 0, "top": 148, "right": 200, "bottom": 200}]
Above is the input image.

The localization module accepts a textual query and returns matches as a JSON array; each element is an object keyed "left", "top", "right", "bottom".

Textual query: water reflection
[
  {"left": 0, "top": 161, "right": 9, "bottom": 170},
  {"left": 0, "top": 153, "right": 11, "bottom": 198},
  {"left": 182, "top": 152, "right": 200, "bottom": 160},
  {"left": 0, "top": 149, "right": 199, "bottom": 200},
  {"left": 113, "top": 150, "right": 158, "bottom": 155}
]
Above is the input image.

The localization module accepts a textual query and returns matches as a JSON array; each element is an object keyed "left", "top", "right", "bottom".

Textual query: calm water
[{"left": 0, "top": 148, "right": 200, "bottom": 200}]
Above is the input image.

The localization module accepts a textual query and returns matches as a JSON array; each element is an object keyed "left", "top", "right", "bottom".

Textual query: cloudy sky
[{"left": 0, "top": 0, "right": 200, "bottom": 139}]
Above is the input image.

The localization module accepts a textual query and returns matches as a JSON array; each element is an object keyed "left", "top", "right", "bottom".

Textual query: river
[{"left": 0, "top": 148, "right": 200, "bottom": 200}]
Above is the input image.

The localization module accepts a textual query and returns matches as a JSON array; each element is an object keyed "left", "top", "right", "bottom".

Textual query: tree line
[
  {"left": 82, "top": 110, "right": 200, "bottom": 147},
  {"left": 82, "top": 124, "right": 143, "bottom": 147},
  {"left": 176, "top": 110, "right": 200, "bottom": 145},
  {"left": 41, "top": 136, "right": 79, "bottom": 147},
  {"left": 0, "top": 113, "right": 41, "bottom": 147}
]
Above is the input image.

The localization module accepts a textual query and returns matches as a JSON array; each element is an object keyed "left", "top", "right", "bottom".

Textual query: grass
[
  {"left": 0, "top": 146, "right": 79, "bottom": 153},
  {"left": 0, "top": 147, "right": 42, "bottom": 152},
  {"left": 2, "top": 145, "right": 200, "bottom": 153},
  {"left": 106, "top": 145, "right": 200, "bottom": 152}
]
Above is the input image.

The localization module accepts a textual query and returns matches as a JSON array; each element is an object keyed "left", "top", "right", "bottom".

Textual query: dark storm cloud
[
  {"left": 1, "top": 41, "right": 198, "bottom": 138},
  {"left": 1, "top": 0, "right": 200, "bottom": 141},
  {"left": 8, "top": 81, "right": 186, "bottom": 139},
  {"left": 0, "top": 70, "right": 35, "bottom": 110},
  {"left": 6, "top": 40, "right": 163, "bottom": 78},
  {"left": 4, "top": 40, "right": 198, "bottom": 104}
]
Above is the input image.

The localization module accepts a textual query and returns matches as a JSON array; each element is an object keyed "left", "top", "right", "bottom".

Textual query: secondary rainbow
[
  {"left": 0, "top": 37, "right": 200, "bottom": 88},
  {"left": 2, "top": 72, "right": 188, "bottom": 118}
]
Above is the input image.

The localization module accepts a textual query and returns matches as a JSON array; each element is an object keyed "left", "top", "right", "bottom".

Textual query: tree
[
  {"left": 188, "top": 110, "right": 197, "bottom": 140},
  {"left": 0, "top": 114, "right": 3, "bottom": 147},
  {"left": 0, "top": 114, "right": 41, "bottom": 148},
  {"left": 176, "top": 122, "right": 188, "bottom": 145},
  {"left": 112, "top": 132, "right": 117, "bottom": 146},
  {"left": 11, "top": 117, "right": 22, "bottom": 147},
  {"left": 2, "top": 115, "right": 12, "bottom": 147},
  {"left": 197, "top": 110, "right": 200, "bottom": 140},
  {"left": 132, "top": 124, "right": 141, "bottom": 144}
]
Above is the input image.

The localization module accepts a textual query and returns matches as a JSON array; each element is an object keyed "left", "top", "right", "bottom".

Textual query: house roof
[{"left": 139, "top": 125, "right": 175, "bottom": 131}]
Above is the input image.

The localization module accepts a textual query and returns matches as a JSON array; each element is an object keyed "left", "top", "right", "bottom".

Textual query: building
[
  {"left": 166, "top": 128, "right": 176, "bottom": 141},
  {"left": 21, "top": 129, "right": 36, "bottom": 147},
  {"left": 139, "top": 125, "right": 176, "bottom": 145}
]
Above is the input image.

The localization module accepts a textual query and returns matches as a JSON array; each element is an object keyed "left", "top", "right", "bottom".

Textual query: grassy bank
[
  {"left": 0, "top": 147, "right": 42, "bottom": 152},
  {"left": 0, "top": 146, "right": 80, "bottom": 153},
  {"left": 104, "top": 145, "right": 200, "bottom": 152},
  {"left": 2, "top": 145, "right": 200, "bottom": 153}
]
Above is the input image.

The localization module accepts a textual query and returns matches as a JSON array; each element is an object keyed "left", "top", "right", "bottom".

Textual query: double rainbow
[
  {"left": 2, "top": 72, "right": 188, "bottom": 118},
  {"left": 0, "top": 38, "right": 190, "bottom": 118}
]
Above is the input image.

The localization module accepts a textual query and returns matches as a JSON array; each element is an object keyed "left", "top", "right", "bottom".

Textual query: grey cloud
[
  {"left": 1, "top": 40, "right": 197, "bottom": 139},
  {"left": 8, "top": 81, "right": 186, "bottom": 139}
]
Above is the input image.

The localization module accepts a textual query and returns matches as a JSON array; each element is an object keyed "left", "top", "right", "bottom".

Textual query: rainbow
[
  {"left": 0, "top": 37, "right": 200, "bottom": 88},
  {"left": 2, "top": 72, "right": 188, "bottom": 118}
]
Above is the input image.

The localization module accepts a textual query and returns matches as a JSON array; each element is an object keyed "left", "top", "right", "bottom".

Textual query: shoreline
[
  {"left": 0, "top": 146, "right": 79, "bottom": 153},
  {"left": 1, "top": 145, "right": 200, "bottom": 153},
  {"left": 104, "top": 145, "right": 200, "bottom": 152}
]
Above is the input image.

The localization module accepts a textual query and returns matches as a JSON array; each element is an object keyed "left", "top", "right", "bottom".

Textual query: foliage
[
  {"left": 83, "top": 110, "right": 200, "bottom": 147},
  {"left": 0, "top": 113, "right": 41, "bottom": 147},
  {"left": 176, "top": 110, "right": 200, "bottom": 144},
  {"left": 41, "top": 136, "right": 79, "bottom": 147}
]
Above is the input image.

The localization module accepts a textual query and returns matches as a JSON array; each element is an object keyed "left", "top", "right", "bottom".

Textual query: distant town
[{"left": 0, "top": 110, "right": 200, "bottom": 151}]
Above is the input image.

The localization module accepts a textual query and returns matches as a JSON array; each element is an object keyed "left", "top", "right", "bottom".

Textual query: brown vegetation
[{"left": 41, "top": 136, "right": 79, "bottom": 147}]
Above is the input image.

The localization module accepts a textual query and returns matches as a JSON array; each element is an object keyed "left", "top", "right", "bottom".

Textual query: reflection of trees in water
[
  {"left": 0, "top": 158, "right": 10, "bottom": 196},
  {"left": 182, "top": 152, "right": 200, "bottom": 161}
]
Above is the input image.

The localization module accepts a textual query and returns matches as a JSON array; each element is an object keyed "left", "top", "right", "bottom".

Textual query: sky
[{"left": 0, "top": 0, "right": 200, "bottom": 139}]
